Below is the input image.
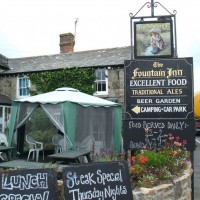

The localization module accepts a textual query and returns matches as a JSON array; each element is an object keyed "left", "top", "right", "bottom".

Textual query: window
[
  {"left": 0, "top": 106, "right": 11, "bottom": 134},
  {"left": 17, "top": 75, "right": 30, "bottom": 98},
  {"left": 94, "top": 69, "right": 108, "bottom": 95}
]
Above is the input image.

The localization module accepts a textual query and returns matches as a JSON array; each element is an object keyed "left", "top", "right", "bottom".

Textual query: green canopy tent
[{"left": 8, "top": 88, "right": 122, "bottom": 156}]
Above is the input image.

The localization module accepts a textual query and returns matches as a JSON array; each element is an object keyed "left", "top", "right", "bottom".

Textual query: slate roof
[
  {"left": 0, "top": 54, "right": 9, "bottom": 70},
  {"left": 0, "top": 46, "right": 132, "bottom": 75}
]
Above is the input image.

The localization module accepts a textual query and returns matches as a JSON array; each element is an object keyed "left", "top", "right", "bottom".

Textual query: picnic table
[{"left": 48, "top": 149, "right": 92, "bottom": 164}]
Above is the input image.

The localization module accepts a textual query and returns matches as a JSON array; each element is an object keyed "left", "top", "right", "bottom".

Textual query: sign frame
[{"left": 134, "top": 20, "right": 174, "bottom": 59}]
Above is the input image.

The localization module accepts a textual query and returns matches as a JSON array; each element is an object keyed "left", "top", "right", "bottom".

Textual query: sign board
[
  {"left": 0, "top": 169, "right": 58, "bottom": 200},
  {"left": 124, "top": 58, "right": 193, "bottom": 119},
  {"left": 123, "top": 118, "right": 196, "bottom": 151},
  {"left": 124, "top": 58, "right": 195, "bottom": 151},
  {"left": 134, "top": 20, "right": 174, "bottom": 58},
  {"left": 63, "top": 161, "right": 133, "bottom": 200}
]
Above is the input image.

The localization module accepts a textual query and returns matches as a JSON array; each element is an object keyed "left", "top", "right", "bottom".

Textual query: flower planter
[{"left": 132, "top": 163, "right": 192, "bottom": 200}]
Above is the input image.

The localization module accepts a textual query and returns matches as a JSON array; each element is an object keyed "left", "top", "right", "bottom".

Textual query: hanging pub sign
[
  {"left": 123, "top": 57, "right": 195, "bottom": 151},
  {"left": 124, "top": 58, "right": 194, "bottom": 119},
  {"left": 134, "top": 20, "right": 173, "bottom": 58}
]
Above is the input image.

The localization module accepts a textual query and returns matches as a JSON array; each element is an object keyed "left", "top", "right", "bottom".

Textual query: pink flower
[
  {"left": 131, "top": 156, "right": 136, "bottom": 162},
  {"left": 175, "top": 136, "right": 180, "bottom": 141},
  {"left": 182, "top": 140, "right": 187, "bottom": 145},
  {"left": 174, "top": 141, "right": 182, "bottom": 147}
]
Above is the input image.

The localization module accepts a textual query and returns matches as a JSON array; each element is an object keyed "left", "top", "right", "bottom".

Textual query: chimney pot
[{"left": 59, "top": 33, "right": 75, "bottom": 53}]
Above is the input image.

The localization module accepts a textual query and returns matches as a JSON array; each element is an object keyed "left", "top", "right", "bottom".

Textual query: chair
[
  {"left": 79, "top": 135, "right": 95, "bottom": 163},
  {"left": 0, "top": 133, "right": 8, "bottom": 147},
  {"left": 26, "top": 134, "right": 44, "bottom": 162},
  {"left": 52, "top": 134, "right": 64, "bottom": 153},
  {"left": 58, "top": 138, "right": 74, "bottom": 152},
  {"left": 0, "top": 133, "right": 9, "bottom": 161},
  {"left": 80, "top": 135, "right": 95, "bottom": 150}
]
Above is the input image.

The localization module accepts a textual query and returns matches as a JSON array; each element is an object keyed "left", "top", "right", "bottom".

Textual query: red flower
[
  {"left": 131, "top": 156, "right": 136, "bottom": 162},
  {"left": 138, "top": 155, "right": 148, "bottom": 164}
]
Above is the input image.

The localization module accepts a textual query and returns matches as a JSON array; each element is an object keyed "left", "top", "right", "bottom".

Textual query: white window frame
[
  {"left": 17, "top": 75, "right": 31, "bottom": 98},
  {"left": 0, "top": 105, "right": 11, "bottom": 134},
  {"left": 94, "top": 69, "right": 108, "bottom": 95}
]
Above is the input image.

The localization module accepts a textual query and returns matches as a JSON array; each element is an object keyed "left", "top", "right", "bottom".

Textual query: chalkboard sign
[
  {"left": 124, "top": 58, "right": 193, "bottom": 119},
  {"left": 0, "top": 169, "right": 58, "bottom": 200},
  {"left": 63, "top": 161, "right": 133, "bottom": 200},
  {"left": 123, "top": 118, "right": 196, "bottom": 151}
]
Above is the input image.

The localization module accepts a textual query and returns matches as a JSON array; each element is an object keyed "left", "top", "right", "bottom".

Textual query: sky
[{"left": 0, "top": 0, "right": 200, "bottom": 92}]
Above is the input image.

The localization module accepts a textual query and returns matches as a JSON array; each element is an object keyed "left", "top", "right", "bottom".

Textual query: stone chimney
[{"left": 59, "top": 33, "right": 75, "bottom": 53}]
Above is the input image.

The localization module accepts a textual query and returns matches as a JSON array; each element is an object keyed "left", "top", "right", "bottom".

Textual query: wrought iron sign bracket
[{"left": 130, "top": 0, "right": 177, "bottom": 59}]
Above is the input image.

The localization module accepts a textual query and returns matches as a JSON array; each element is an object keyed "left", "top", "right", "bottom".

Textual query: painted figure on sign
[{"left": 150, "top": 29, "right": 165, "bottom": 54}]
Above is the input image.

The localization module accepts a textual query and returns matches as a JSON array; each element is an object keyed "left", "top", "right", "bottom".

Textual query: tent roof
[{"left": 15, "top": 88, "right": 120, "bottom": 107}]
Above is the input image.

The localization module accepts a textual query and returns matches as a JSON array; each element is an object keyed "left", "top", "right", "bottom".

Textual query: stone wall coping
[{"left": 132, "top": 162, "right": 192, "bottom": 200}]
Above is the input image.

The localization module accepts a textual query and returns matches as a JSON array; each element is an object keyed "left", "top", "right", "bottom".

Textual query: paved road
[{"left": 194, "top": 136, "right": 200, "bottom": 200}]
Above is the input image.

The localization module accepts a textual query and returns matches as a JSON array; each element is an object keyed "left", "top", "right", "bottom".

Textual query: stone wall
[
  {"left": 107, "top": 68, "right": 124, "bottom": 105},
  {"left": 132, "top": 164, "right": 192, "bottom": 200},
  {"left": 0, "top": 68, "right": 125, "bottom": 103},
  {"left": 0, "top": 76, "right": 16, "bottom": 100}
]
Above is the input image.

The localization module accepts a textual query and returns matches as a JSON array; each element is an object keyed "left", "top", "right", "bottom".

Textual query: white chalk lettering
[
  {"left": 129, "top": 141, "right": 144, "bottom": 149},
  {"left": 69, "top": 188, "right": 105, "bottom": 200},
  {"left": 143, "top": 121, "right": 165, "bottom": 129},
  {"left": 167, "top": 121, "right": 188, "bottom": 130},
  {"left": 96, "top": 169, "right": 123, "bottom": 185},
  {"left": 0, "top": 191, "right": 49, "bottom": 200},
  {"left": 128, "top": 121, "right": 142, "bottom": 129},
  {"left": 66, "top": 172, "right": 96, "bottom": 188},
  {"left": 68, "top": 185, "right": 127, "bottom": 200},
  {"left": 104, "top": 185, "right": 127, "bottom": 200},
  {"left": 145, "top": 129, "right": 168, "bottom": 150},
  {"left": 2, "top": 173, "right": 48, "bottom": 190}
]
